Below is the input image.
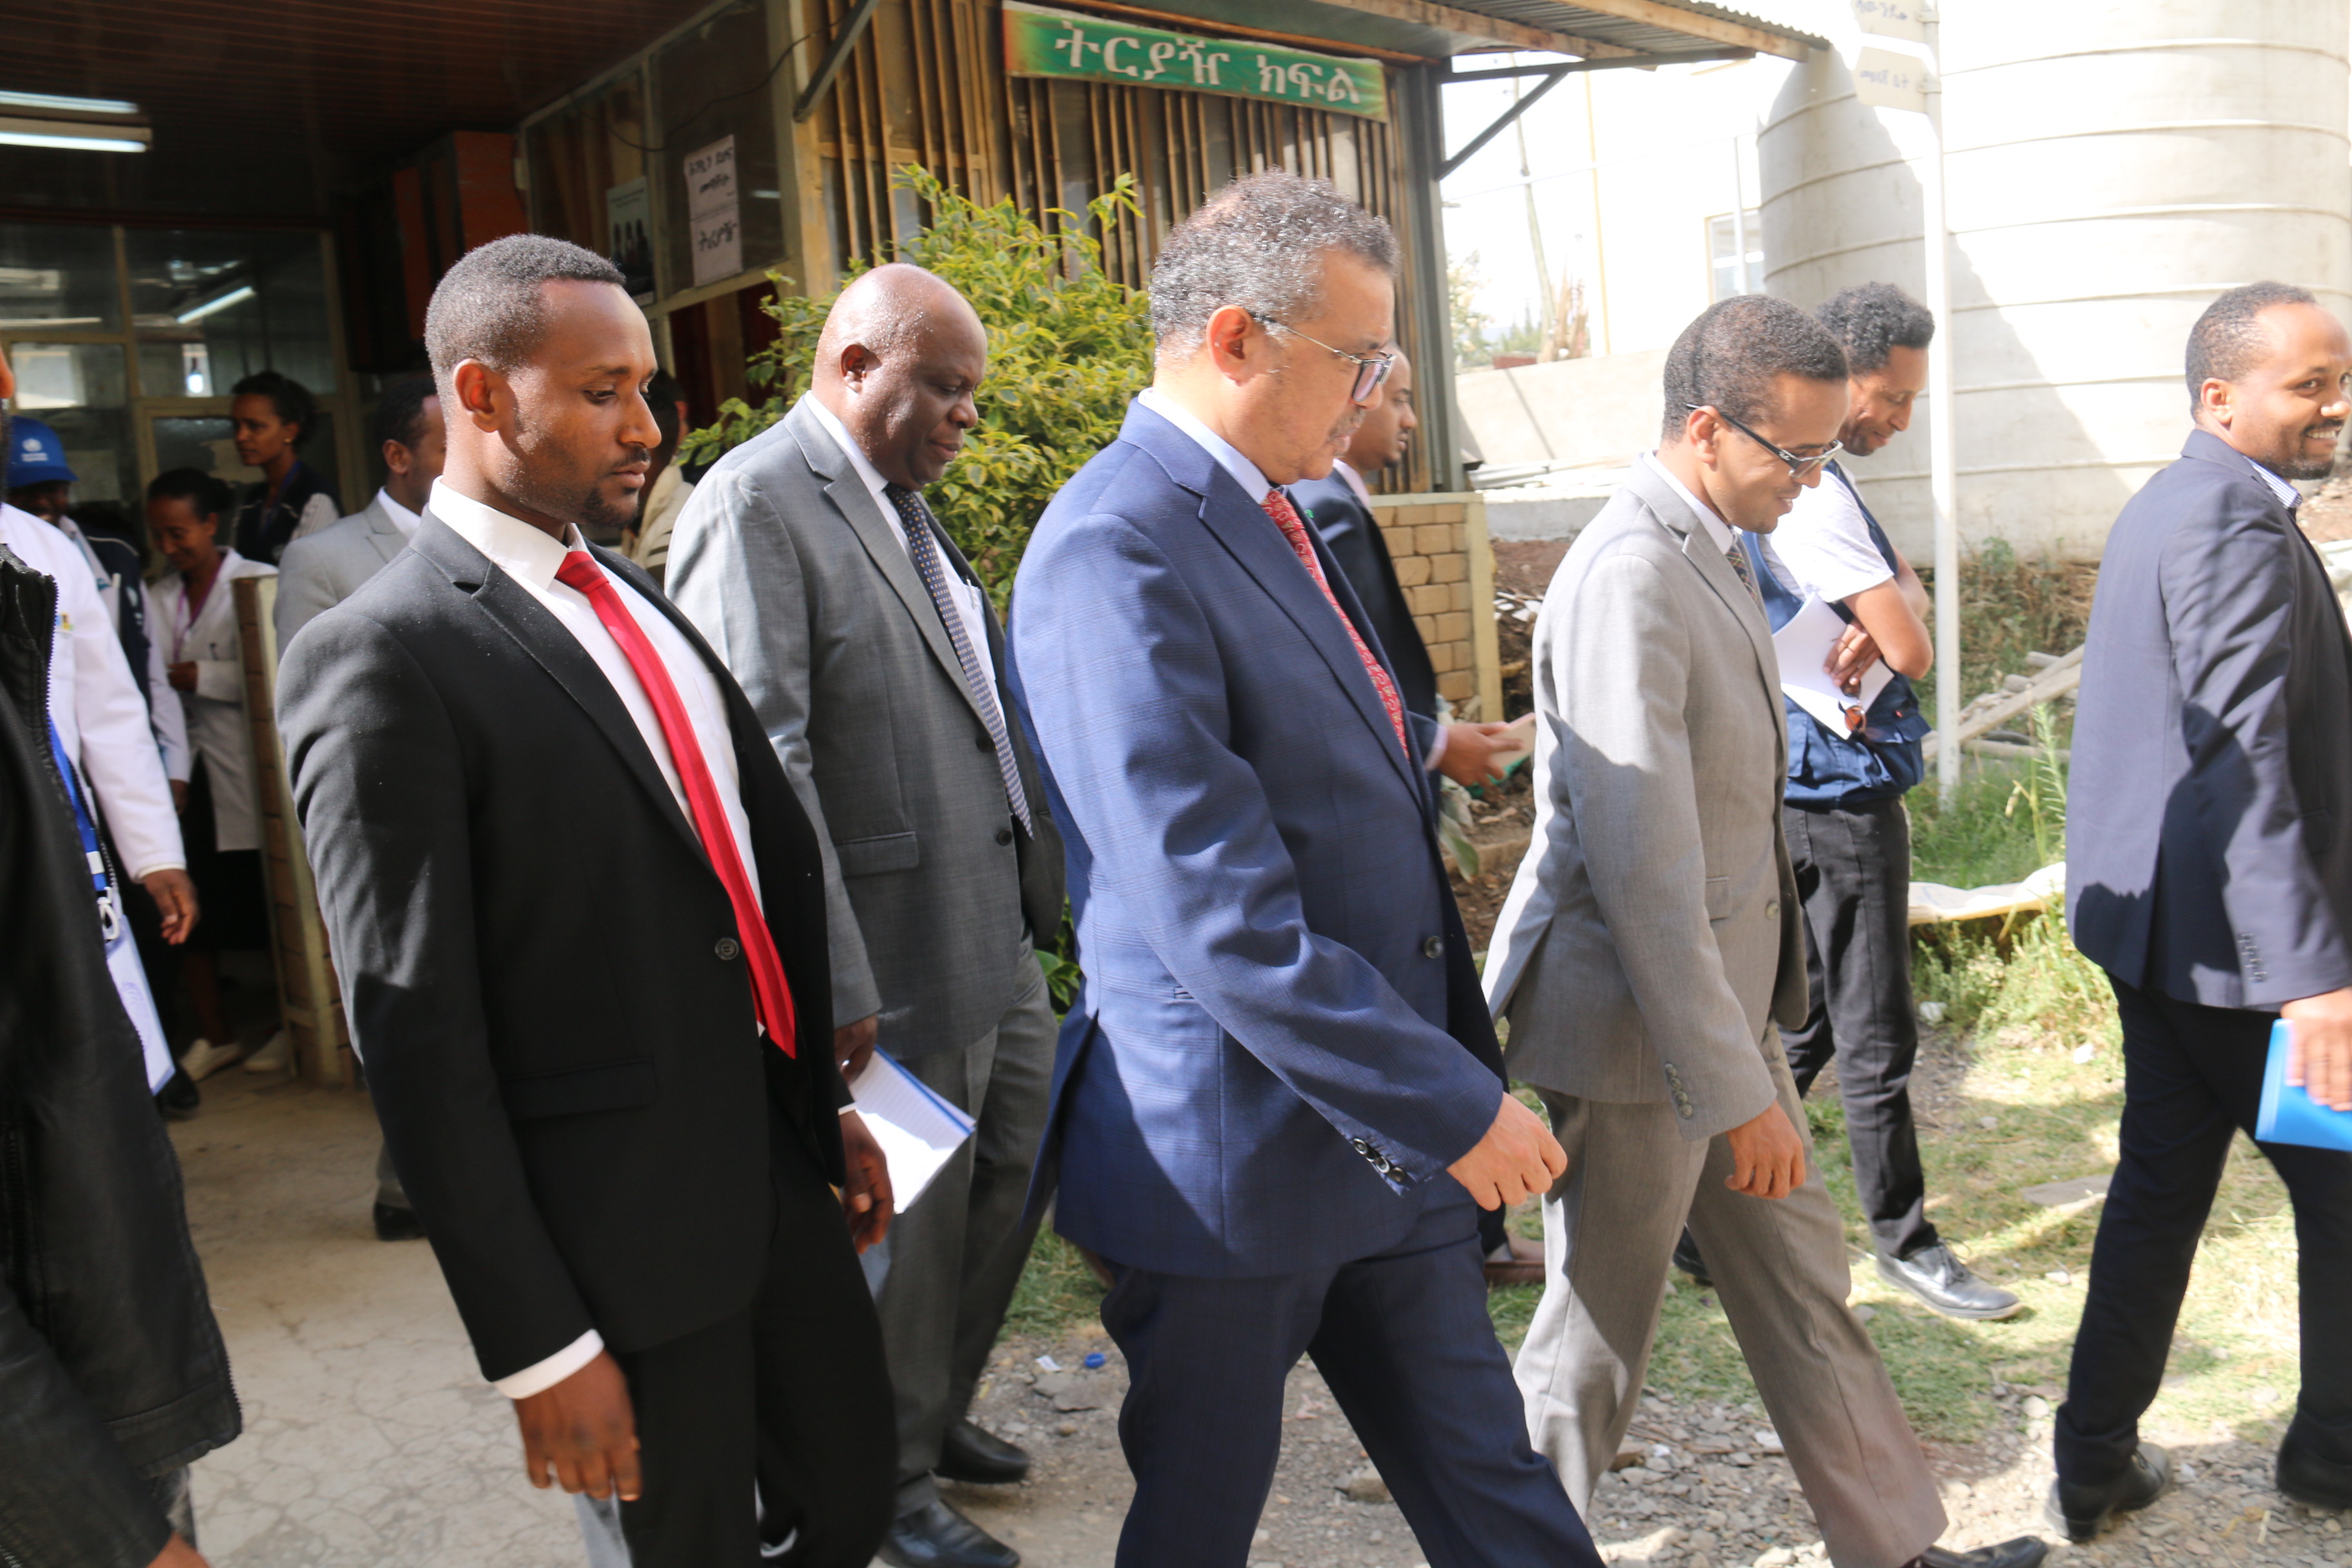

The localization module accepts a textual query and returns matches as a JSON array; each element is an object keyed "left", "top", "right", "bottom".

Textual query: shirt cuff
[
  {"left": 1424, "top": 724, "right": 1449, "bottom": 771},
  {"left": 126, "top": 860, "right": 187, "bottom": 881},
  {"left": 494, "top": 1329, "right": 604, "bottom": 1400}
]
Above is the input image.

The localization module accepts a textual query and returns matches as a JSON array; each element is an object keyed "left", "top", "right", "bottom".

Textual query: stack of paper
[
  {"left": 1770, "top": 594, "right": 1892, "bottom": 735},
  {"left": 848, "top": 1051, "right": 977, "bottom": 1211}
]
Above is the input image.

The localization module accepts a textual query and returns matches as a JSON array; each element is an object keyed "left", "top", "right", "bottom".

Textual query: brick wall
[{"left": 1369, "top": 491, "right": 1502, "bottom": 722}]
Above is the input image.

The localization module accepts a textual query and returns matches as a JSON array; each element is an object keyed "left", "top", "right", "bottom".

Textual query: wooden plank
[{"left": 1919, "top": 646, "right": 2085, "bottom": 762}]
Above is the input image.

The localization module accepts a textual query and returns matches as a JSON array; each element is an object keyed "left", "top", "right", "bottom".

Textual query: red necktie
[
  {"left": 1260, "top": 490, "right": 1413, "bottom": 763},
  {"left": 554, "top": 551, "right": 798, "bottom": 1057}
]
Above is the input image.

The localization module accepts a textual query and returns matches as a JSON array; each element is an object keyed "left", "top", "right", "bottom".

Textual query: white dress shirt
[
  {"left": 375, "top": 486, "right": 424, "bottom": 538},
  {"left": 1139, "top": 384, "right": 1275, "bottom": 503},
  {"left": 803, "top": 396, "right": 1003, "bottom": 712},
  {"left": 429, "top": 478, "right": 769, "bottom": 1402},
  {"left": 0, "top": 504, "right": 186, "bottom": 878}
]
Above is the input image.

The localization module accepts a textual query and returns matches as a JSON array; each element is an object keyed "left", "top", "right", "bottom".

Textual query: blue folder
[{"left": 2257, "top": 1021, "right": 2352, "bottom": 1152}]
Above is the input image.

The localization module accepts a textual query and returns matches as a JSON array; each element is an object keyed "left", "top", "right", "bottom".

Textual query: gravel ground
[{"left": 944, "top": 1325, "right": 2348, "bottom": 1568}]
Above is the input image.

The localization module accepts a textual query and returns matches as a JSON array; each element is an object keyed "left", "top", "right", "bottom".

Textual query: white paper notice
[
  {"left": 1771, "top": 593, "right": 1892, "bottom": 734},
  {"left": 685, "top": 135, "right": 741, "bottom": 288},
  {"left": 849, "top": 1050, "right": 976, "bottom": 1213}
]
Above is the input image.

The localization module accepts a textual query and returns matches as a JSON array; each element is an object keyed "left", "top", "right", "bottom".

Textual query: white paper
[
  {"left": 1771, "top": 593, "right": 1892, "bottom": 734},
  {"left": 849, "top": 1050, "right": 975, "bottom": 1213},
  {"left": 1485, "top": 712, "right": 1537, "bottom": 770},
  {"left": 684, "top": 136, "right": 741, "bottom": 288}
]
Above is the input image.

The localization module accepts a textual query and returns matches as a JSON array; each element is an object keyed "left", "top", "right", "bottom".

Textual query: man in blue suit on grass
[{"left": 1006, "top": 172, "right": 1596, "bottom": 1568}]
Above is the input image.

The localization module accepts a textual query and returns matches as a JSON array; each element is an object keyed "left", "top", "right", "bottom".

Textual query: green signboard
[{"left": 1003, "top": 1, "right": 1387, "bottom": 121}]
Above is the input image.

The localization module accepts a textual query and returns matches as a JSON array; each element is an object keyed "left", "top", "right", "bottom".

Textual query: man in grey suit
[
  {"left": 1484, "top": 297, "right": 2043, "bottom": 1568},
  {"left": 668, "top": 264, "right": 1063, "bottom": 1568},
  {"left": 275, "top": 377, "right": 444, "bottom": 647},
  {"left": 273, "top": 373, "right": 444, "bottom": 1243}
]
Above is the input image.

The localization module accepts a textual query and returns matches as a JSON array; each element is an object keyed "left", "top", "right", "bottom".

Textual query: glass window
[
  {"left": 654, "top": 1, "right": 785, "bottom": 293},
  {"left": 1709, "top": 210, "right": 1763, "bottom": 300},
  {"left": 124, "top": 229, "right": 335, "bottom": 397},
  {"left": 0, "top": 222, "right": 121, "bottom": 330},
  {"left": 527, "top": 70, "right": 654, "bottom": 295},
  {"left": 8, "top": 341, "right": 135, "bottom": 505}
]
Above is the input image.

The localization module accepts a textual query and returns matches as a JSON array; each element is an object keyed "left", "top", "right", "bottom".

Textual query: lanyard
[{"left": 46, "top": 714, "right": 121, "bottom": 941}]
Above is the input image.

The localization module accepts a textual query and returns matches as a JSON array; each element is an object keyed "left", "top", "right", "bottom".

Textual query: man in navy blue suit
[
  {"left": 1007, "top": 172, "right": 1596, "bottom": 1568},
  {"left": 2061, "top": 281, "right": 2352, "bottom": 1540}
]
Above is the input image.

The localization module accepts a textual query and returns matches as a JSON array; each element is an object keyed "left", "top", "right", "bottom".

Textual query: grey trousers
[
  {"left": 877, "top": 952, "right": 1055, "bottom": 1513},
  {"left": 1513, "top": 1049, "right": 1946, "bottom": 1568}
]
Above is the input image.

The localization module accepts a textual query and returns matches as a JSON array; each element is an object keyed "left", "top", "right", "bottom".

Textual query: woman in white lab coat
[{"left": 147, "top": 469, "right": 279, "bottom": 1079}]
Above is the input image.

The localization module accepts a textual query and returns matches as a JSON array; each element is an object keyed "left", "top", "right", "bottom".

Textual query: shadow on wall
[
  {"left": 1760, "top": 48, "right": 2136, "bottom": 565},
  {"left": 1453, "top": 349, "right": 1669, "bottom": 472}
]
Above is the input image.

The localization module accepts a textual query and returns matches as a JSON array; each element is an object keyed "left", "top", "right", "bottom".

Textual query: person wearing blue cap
[
  {"left": 7, "top": 416, "right": 191, "bottom": 801},
  {"left": 0, "top": 353, "right": 197, "bottom": 1102}
]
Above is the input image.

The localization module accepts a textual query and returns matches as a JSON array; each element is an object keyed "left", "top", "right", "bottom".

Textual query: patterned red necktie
[
  {"left": 1260, "top": 489, "right": 1413, "bottom": 763},
  {"left": 554, "top": 551, "right": 798, "bottom": 1057}
]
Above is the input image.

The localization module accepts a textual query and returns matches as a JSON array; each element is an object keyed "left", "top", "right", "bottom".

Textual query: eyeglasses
[
  {"left": 1253, "top": 314, "right": 1396, "bottom": 405},
  {"left": 1687, "top": 403, "right": 1842, "bottom": 480}
]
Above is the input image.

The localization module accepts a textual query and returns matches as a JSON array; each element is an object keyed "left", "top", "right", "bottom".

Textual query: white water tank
[{"left": 1759, "top": 3, "right": 2352, "bottom": 560}]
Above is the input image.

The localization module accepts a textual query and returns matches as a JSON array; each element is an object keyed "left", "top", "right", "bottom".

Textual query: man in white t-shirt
[{"left": 1681, "top": 283, "right": 2019, "bottom": 1322}]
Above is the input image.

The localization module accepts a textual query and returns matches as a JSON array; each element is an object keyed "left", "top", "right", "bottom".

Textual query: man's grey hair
[
  {"left": 426, "top": 234, "right": 627, "bottom": 396},
  {"left": 1149, "top": 172, "right": 1398, "bottom": 363},
  {"left": 2186, "top": 281, "right": 2318, "bottom": 409}
]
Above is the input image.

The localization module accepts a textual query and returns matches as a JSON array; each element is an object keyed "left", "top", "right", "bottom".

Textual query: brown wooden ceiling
[{"left": 2, "top": 0, "right": 714, "bottom": 224}]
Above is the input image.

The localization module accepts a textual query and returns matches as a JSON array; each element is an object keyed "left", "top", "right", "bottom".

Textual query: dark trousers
[
  {"left": 2057, "top": 976, "right": 2352, "bottom": 1484},
  {"left": 612, "top": 1130, "right": 897, "bottom": 1568},
  {"left": 1099, "top": 1192, "right": 1600, "bottom": 1568},
  {"left": 1781, "top": 798, "right": 1937, "bottom": 1260}
]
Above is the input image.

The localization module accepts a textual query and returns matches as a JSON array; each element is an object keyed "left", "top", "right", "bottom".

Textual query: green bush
[{"left": 677, "top": 165, "right": 1156, "bottom": 607}]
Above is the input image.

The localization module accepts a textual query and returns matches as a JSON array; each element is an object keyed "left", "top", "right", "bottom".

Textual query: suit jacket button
[
  {"left": 1422, "top": 936, "right": 1445, "bottom": 959},
  {"left": 995, "top": 827, "right": 1014, "bottom": 846},
  {"left": 977, "top": 731, "right": 994, "bottom": 751},
  {"left": 1765, "top": 901, "right": 1780, "bottom": 920},
  {"left": 714, "top": 937, "right": 741, "bottom": 961},
  {"left": 1351, "top": 1137, "right": 1372, "bottom": 1153}
]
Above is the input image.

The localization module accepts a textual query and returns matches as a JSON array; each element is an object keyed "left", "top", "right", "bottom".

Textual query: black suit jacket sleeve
[
  {"left": 1295, "top": 476, "right": 1442, "bottom": 726},
  {"left": 280, "top": 610, "right": 595, "bottom": 1378},
  {"left": 2164, "top": 485, "right": 2352, "bottom": 1004}
]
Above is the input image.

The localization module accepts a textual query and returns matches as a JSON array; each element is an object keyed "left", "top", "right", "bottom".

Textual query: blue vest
[{"left": 1740, "top": 466, "right": 1930, "bottom": 808}]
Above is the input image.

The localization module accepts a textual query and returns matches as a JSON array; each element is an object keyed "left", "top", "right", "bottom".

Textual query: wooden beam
[
  {"left": 1293, "top": 0, "right": 1645, "bottom": 60},
  {"left": 1547, "top": 0, "right": 1813, "bottom": 61}
]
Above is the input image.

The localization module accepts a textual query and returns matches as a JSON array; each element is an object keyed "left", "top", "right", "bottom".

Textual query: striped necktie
[{"left": 885, "top": 485, "right": 1034, "bottom": 835}]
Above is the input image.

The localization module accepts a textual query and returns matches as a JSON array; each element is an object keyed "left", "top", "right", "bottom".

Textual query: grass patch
[
  {"left": 1005, "top": 1230, "right": 1108, "bottom": 1338},
  {"left": 1914, "top": 538, "right": 2099, "bottom": 718}
]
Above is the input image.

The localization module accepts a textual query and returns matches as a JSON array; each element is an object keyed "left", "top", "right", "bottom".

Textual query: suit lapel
[
  {"left": 1625, "top": 462, "right": 1781, "bottom": 710},
  {"left": 362, "top": 498, "right": 406, "bottom": 567},
  {"left": 786, "top": 401, "right": 992, "bottom": 732},
  {"left": 410, "top": 517, "right": 704, "bottom": 861}
]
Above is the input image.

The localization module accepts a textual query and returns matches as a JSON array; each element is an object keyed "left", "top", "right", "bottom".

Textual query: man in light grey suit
[
  {"left": 272, "top": 373, "right": 444, "bottom": 1244},
  {"left": 275, "top": 377, "right": 444, "bottom": 647},
  {"left": 1484, "top": 297, "right": 2043, "bottom": 1568},
  {"left": 668, "top": 264, "right": 1063, "bottom": 1568}
]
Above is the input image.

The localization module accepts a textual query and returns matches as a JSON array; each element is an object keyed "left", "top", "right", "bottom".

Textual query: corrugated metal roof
[{"left": 1457, "top": 0, "right": 1821, "bottom": 57}]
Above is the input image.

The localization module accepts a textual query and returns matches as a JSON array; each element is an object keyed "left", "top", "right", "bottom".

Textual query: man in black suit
[
  {"left": 277, "top": 234, "right": 896, "bottom": 1567},
  {"left": 2061, "top": 280, "right": 2352, "bottom": 1540}
]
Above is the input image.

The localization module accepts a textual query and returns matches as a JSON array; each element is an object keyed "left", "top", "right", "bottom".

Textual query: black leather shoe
[
  {"left": 2278, "top": 1423, "right": 2352, "bottom": 1512},
  {"left": 879, "top": 1498, "right": 1019, "bottom": 1568},
  {"left": 1671, "top": 1228, "right": 1712, "bottom": 1289},
  {"left": 1876, "top": 1243, "right": 2023, "bottom": 1320},
  {"left": 1912, "top": 1539, "right": 2048, "bottom": 1568},
  {"left": 373, "top": 1202, "right": 425, "bottom": 1242},
  {"left": 155, "top": 1068, "right": 201, "bottom": 1122},
  {"left": 2046, "top": 1442, "right": 2170, "bottom": 1542},
  {"left": 937, "top": 1418, "right": 1031, "bottom": 1485}
]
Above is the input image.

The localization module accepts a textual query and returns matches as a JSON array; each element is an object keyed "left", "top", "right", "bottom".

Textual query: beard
[
  {"left": 2280, "top": 424, "right": 2342, "bottom": 481},
  {"left": 502, "top": 411, "right": 645, "bottom": 536}
]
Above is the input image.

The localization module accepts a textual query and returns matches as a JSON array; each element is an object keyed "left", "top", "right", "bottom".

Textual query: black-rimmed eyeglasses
[
  {"left": 1254, "top": 313, "right": 1396, "bottom": 406},
  {"left": 1687, "top": 403, "right": 1842, "bottom": 480}
]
